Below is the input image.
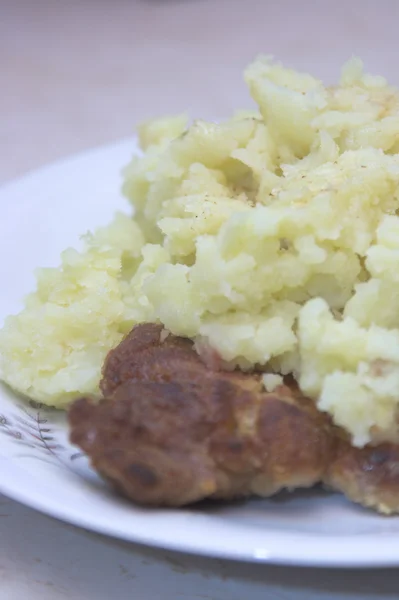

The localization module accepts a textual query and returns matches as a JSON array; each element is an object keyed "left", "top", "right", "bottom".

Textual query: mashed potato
[
  {"left": 0, "top": 214, "right": 145, "bottom": 406},
  {"left": 3, "top": 55, "right": 399, "bottom": 446}
]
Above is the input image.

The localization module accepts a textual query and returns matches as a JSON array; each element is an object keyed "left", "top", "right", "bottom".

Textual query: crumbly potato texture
[{"left": 3, "top": 56, "right": 399, "bottom": 446}]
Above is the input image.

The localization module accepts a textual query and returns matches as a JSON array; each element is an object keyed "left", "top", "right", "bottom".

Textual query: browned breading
[
  {"left": 325, "top": 440, "right": 399, "bottom": 514},
  {"left": 68, "top": 323, "right": 399, "bottom": 513}
]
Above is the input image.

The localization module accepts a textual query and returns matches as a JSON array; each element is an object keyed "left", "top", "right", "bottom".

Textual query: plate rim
[
  {"left": 0, "top": 136, "right": 135, "bottom": 193},
  {"left": 3, "top": 454, "right": 399, "bottom": 569}
]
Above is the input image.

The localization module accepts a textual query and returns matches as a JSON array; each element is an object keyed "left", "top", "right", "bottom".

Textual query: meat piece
[
  {"left": 70, "top": 324, "right": 332, "bottom": 506},
  {"left": 69, "top": 323, "right": 399, "bottom": 513},
  {"left": 325, "top": 439, "right": 399, "bottom": 514},
  {"left": 70, "top": 378, "right": 332, "bottom": 507},
  {"left": 101, "top": 323, "right": 208, "bottom": 397}
]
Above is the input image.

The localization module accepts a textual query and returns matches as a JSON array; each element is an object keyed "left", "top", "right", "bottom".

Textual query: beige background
[{"left": 2, "top": 1, "right": 399, "bottom": 598}]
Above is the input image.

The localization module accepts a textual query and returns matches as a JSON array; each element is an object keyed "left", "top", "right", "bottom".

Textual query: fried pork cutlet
[{"left": 68, "top": 324, "right": 399, "bottom": 513}]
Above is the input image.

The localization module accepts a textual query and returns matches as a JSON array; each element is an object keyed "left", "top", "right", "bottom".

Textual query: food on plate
[
  {"left": 3, "top": 54, "right": 399, "bottom": 512},
  {"left": 69, "top": 324, "right": 399, "bottom": 514}
]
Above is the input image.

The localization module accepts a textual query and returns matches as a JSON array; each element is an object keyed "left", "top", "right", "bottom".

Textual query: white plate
[{"left": 2, "top": 140, "right": 399, "bottom": 568}]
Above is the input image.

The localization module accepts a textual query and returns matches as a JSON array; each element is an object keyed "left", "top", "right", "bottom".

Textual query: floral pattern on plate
[{"left": 0, "top": 396, "right": 83, "bottom": 468}]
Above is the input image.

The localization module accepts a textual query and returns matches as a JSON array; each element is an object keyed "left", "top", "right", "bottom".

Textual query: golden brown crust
[
  {"left": 70, "top": 378, "right": 332, "bottom": 506},
  {"left": 70, "top": 381, "right": 222, "bottom": 506},
  {"left": 325, "top": 440, "right": 399, "bottom": 514},
  {"left": 70, "top": 324, "right": 332, "bottom": 506},
  {"left": 100, "top": 323, "right": 198, "bottom": 396},
  {"left": 69, "top": 323, "right": 399, "bottom": 512}
]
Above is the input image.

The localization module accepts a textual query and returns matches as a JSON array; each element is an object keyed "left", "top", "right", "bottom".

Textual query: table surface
[{"left": 2, "top": 0, "right": 399, "bottom": 597}]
